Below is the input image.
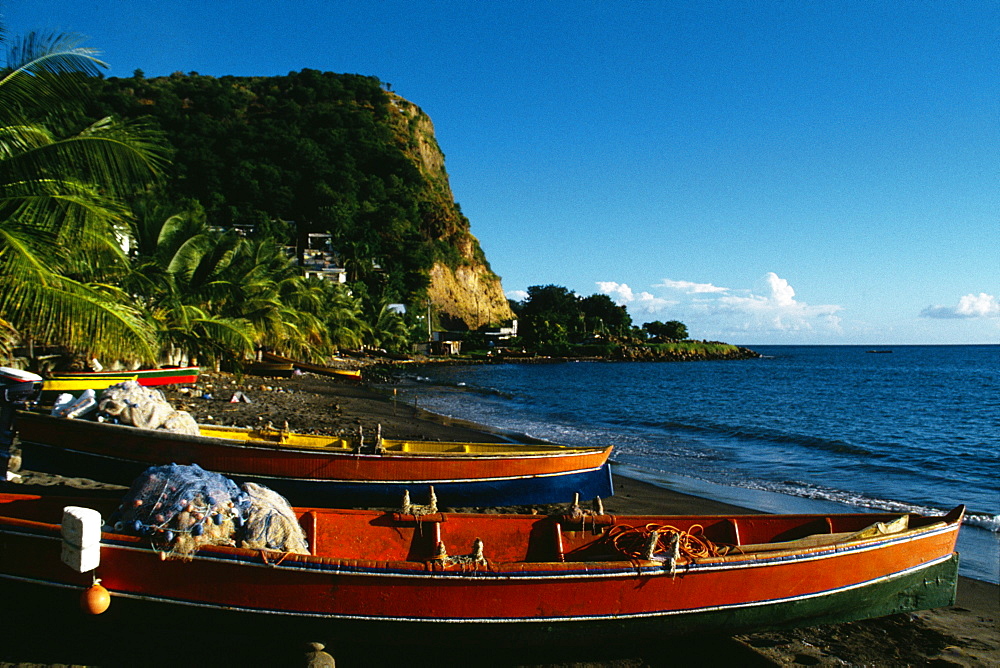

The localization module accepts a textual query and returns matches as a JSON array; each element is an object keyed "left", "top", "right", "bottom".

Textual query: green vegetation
[
  {"left": 0, "top": 31, "right": 168, "bottom": 364},
  {"left": 0, "top": 29, "right": 424, "bottom": 369},
  {"left": 510, "top": 285, "right": 631, "bottom": 355},
  {"left": 0, "top": 26, "right": 752, "bottom": 370},
  {"left": 84, "top": 68, "right": 483, "bottom": 309},
  {"left": 642, "top": 319, "right": 688, "bottom": 342},
  {"left": 646, "top": 341, "right": 736, "bottom": 356},
  {"left": 484, "top": 285, "right": 755, "bottom": 361}
]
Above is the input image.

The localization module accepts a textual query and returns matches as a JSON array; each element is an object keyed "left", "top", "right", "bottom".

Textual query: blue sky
[{"left": 4, "top": 1, "right": 997, "bottom": 344}]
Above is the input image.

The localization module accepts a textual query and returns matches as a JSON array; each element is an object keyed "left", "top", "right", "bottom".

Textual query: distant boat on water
[{"left": 865, "top": 350, "right": 893, "bottom": 353}]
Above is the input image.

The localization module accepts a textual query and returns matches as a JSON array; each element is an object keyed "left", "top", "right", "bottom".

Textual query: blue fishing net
[
  {"left": 112, "top": 463, "right": 251, "bottom": 557},
  {"left": 112, "top": 463, "right": 309, "bottom": 557}
]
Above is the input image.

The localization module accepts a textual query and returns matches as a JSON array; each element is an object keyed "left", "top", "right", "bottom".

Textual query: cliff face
[
  {"left": 387, "top": 94, "right": 514, "bottom": 330},
  {"left": 91, "top": 71, "right": 514, "bottom": 330}
]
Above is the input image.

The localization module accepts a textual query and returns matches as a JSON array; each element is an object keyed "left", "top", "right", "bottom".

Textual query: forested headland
[{"left": 0, "top": 30, "right": 751, "bottom": 372}]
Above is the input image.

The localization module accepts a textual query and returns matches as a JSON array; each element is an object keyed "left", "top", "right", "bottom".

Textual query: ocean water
[{"left": 385, "top": 345, "right": 999, "bottom": 583}]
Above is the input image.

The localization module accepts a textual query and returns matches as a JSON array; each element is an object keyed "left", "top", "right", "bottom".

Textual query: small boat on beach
[
  {"left": 246, "top": 360, "right": 295, "bottom": 377},
  {"left": 42, "top": 366, "right": 200, "bottom": 402},
  {"left": 48, "top": 366, "right": 200, "bottom": 387},
  {"left": 40, "top": 375, "right": 138, "bottom": 402},
  {"left": 0, "top": 491, "right": 964, "bottom": 647},
  {"left": 10, "top": 410, "right": 614, "bottom": 507},
  {"left": 261, "top": 351, "right": 362, "bottom": 380}
]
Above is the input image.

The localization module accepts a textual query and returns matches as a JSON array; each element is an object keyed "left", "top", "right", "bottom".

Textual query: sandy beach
[{"left": 3, "top": 369, "right": 997, "bottom": 667}]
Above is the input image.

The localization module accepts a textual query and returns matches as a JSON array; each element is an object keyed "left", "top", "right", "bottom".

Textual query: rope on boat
[
  {"left": 258, "top": 549, "right": 292, "bottom": 567},
  {"left": 429, "top": 537, "right": 490, "bottom": 570},
  {"left": 400, "top": 487, "right": 438, "bottom": 517},
  {"left": 599, "top": 523, "right": 723, "bottom": 573}
]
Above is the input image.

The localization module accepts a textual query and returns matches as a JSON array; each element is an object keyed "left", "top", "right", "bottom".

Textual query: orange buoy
[{"left": 81, "top": 581, "right": 111, "bottom": 614}]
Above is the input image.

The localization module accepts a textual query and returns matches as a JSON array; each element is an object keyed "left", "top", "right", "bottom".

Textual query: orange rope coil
[{"left": 602, "top": 523, "right": 721, "bottom": 560}]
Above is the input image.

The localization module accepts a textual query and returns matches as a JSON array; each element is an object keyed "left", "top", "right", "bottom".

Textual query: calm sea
[{"left": 386, "top": 345, "right": 999, "bottom": 583}]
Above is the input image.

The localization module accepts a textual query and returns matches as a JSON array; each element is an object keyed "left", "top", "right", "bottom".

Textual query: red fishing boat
[
  {"left": 11, "top": 410, "right": 614, "bottom": 507},
  {"left": 0, "top": 491, "right": 963, "bottom": 649},
  {"left": 47, "top": 365, "right": 200, "bottom": 389},
  {"left": 40, "top": 367, "right": 198, "bottom": 403}
]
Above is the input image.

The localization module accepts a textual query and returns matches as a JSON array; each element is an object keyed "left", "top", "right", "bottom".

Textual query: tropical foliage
[
  {"left": 83, "top": 69, "right": 477, "bottom": 314},
  {"left": 511, "top": 285, "right": 634, "bottom": 354},
  {"left": 0, "top": 30, "right": 424, "bottom": 369},
  {"left": 0, "top": 31, "right": 167, "bottom": 364}
]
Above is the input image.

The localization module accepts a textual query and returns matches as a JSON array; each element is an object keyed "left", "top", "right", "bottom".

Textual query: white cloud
[
  {"left": 765, "top": 273, "right": 796, "bottom": 306},
  {"left": 596, "top": 273, "right": 843, "bottom": 336},
  {"left": 714, "top": 273, "right": 842, "bottom": 331},
  {"left": 921, "top": 292, "right": 1000, "bottom": 319},
  {"left": 653, "top": 279, "right": 729, "bottom": 294},
  {"left": 506, "top": 289, "right": 529, "bottom": 302},
  {"left": 596, "top": 281, "right": 675, "bottom": 313}
]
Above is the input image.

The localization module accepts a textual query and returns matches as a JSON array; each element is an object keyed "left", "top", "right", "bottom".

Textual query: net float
[{"left": 81, "top": 580, "right": 110, "bottom": 615}]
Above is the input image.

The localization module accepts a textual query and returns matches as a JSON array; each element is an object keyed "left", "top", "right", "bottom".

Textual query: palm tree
[
  {"left": 0, "top": 30, "right": 168, "bottom": 365},
  {"left": 126, "top": 199, "right": 256, "bottom": 367},
  {"left": 218, "top": 237, "right": 328, "bottom": 357},
  {"left": 0, "top": 315, "right": 17, "bottom": 363},
  {"left": 365, "top": 300, "right": 411, "bottom": 353},
  {"left": 311, "top": 278, "right": 369, "bottom": 352}
]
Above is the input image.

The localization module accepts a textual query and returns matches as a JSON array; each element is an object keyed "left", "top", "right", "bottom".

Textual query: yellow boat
[
  {"left": 261, "top": 352, "right": 362, "bottom": 380},
  {"left": 198, "top": 422, "right": 599, "bottom": 456},
  {"left": 40, "top": 375, "right": 137, "bottom": 401}
]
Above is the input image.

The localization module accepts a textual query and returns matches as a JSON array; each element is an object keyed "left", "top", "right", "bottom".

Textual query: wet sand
[{"left": 3, "top": 370, "right": 997, "bottom": 667}]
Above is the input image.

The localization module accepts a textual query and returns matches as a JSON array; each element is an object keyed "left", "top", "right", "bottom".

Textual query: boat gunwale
[
  {"left": 15, "top": 410, "right": 612, "bottom": 461},
  {"left": 0, "top": 501, "right": 962, "bottom": 581},
  {"left": 17, "top": 441, "right": 612, "bottom": 483}
]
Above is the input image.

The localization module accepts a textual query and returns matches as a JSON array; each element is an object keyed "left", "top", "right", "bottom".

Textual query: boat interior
[
  {"left": 198, "top": 423, "right": 606, "bottom": 455},
  {"left": 0, "top": 493, "right": 961, "bottom": 565}
]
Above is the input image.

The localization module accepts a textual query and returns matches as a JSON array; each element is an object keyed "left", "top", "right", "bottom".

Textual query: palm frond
[
  {"left": 0, "top": 31, "right": 107, "bottom": 122},
  {"left": 0, "top": 275, "right": 157, "bottom": 362}
]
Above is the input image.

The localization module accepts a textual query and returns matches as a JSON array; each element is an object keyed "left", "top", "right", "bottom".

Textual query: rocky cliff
[
  {"left": 387, "top": 94, "right": 514, "bottom": 329},
  {"left": 90, "top": 70, "right": 515, "bottom": 330}
]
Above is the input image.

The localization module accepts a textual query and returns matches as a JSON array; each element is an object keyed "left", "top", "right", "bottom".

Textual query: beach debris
[
  {"left": 51, "top": 389, "right": 97, "bottom": 419},
  {"left": 229, "top": 391, "right": 253, "bottom": 403}
]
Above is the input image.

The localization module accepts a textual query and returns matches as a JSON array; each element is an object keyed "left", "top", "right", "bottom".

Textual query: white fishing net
[{"left": 97, "top": 380, "right": 200, "bottom": 435}]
